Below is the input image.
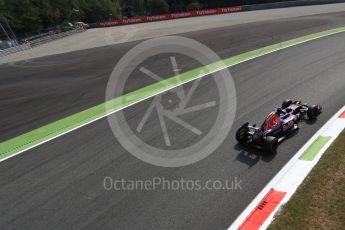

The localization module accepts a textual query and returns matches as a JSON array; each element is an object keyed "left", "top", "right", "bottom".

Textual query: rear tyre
[
  {"left": 264, "top": 136, "right": 278, "bottom": 154},
  {"left": 282, "top": 99, "right": 293, "bottom": 109},
  {"left": 236, "top": 126, "right": 249, "bottom": 144}
]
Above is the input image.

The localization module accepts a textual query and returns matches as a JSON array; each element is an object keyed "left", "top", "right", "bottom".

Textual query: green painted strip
[
  {"left": 299, "top": 136, "right": 332, "bottom": 161},
  {"left": 1, "top": 26, "right": 345, "bottom": 161}
]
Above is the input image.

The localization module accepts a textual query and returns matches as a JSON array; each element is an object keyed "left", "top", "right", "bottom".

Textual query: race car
[{"left": 235, "top": 100, "right": 322, "bottom": 153}]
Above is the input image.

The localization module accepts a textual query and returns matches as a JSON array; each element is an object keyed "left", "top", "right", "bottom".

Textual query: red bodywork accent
[{"left": 262, "top": 112, "right": 281, "bottom": 132}]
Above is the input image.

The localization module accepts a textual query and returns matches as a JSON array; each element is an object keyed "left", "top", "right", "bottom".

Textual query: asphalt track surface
[{"left": 1, "top": 11, "right": 345, "bottom": 230}]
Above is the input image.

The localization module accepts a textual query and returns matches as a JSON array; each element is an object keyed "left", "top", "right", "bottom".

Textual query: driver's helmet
[{"left": 276, "top": 108, "right": 283, "bottom": 115}]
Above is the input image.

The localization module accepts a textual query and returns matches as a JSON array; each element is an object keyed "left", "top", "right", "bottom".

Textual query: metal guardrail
[
  {"left": 28, "top": 29, "right": 84, "bottom": 48},
  {"left": 242, "top": 0, "right": 345, "bottom": 11},
  {"left": 0, "top": 44, "right": 31, "bottom": 58},
  {"left": 0, "top": 29, "right": 84, "bottom": 58}
]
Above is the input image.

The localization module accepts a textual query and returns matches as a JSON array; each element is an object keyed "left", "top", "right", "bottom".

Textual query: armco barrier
[
  {"left": 96, "top": 0, "right": 345, "bottom": 28},
  {"left": 0, "top": 44, "right": 31, "bottom": 58},
  {"left": 97, "top": 6, "right": 242, "bottom": 27},
  {"left": 28, "top": 29, "right": 84, "bottom": 48},
  {"left": 243, "top": 0, "right": 345, "bottom": 11}
]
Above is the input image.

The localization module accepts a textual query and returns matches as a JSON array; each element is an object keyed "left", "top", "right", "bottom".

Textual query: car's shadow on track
[
  {"left": 233, "top": 143, "right": 277, "bottom": 168},
  {"left": 304, "top": 118, "right": 318, "bottom": 126}
]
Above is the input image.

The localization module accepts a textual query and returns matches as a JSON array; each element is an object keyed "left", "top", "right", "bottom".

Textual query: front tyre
[
  {"left": 307, "top": 105, "right": 321, "bottom": 120},
  {"left": 264, "top": 136, "right": 278, "bottom": 154}
]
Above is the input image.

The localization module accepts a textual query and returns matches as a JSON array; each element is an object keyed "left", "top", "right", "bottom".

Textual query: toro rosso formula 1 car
[{"left": 236, "top": 100, "right": 322, "bottom": 153}]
